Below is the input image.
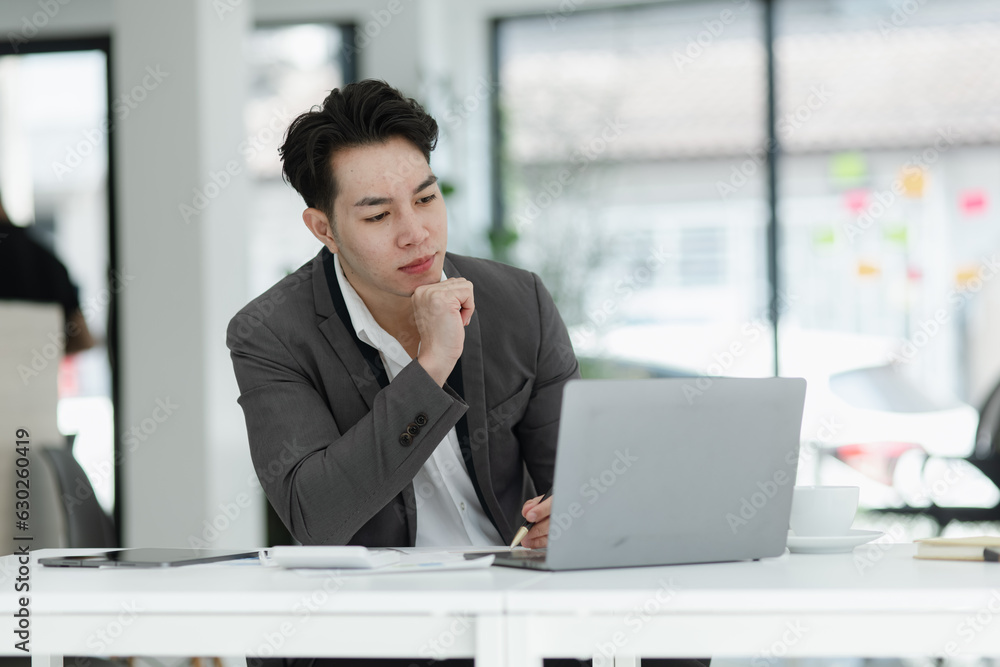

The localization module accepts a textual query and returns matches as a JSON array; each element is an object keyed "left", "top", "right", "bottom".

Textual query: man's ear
[{"left": 303, "top": 208, "right": 339, "bottom": 254}]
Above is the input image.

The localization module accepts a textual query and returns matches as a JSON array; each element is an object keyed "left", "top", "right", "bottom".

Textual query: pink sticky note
[
  {"left": 844, "top": 189, "right": 869, "bottom": 214},
  {"left": 960, "top": 190, "right": 988, "bottom": 216}
]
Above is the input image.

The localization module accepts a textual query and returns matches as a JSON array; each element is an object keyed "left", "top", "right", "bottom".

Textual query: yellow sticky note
[
  {"left": 901, "top": 166, "right": 925, "bottom": 198},
  {"left": 858, "top": 261, "right": 881, "bottom": 277}
]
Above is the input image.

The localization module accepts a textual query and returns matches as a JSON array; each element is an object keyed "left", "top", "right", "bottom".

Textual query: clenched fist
[{"left": 413, "top": 278, "right": 474, "bottom": 386}]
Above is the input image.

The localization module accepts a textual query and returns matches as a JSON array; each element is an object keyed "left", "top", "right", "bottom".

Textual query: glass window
[
  {"left": 498, "top": 0, "right": 1000, "bottom": 530},
  {"left": 775, "top": 0, "right": 1000, "bottom": 508},
  {"left": 496, "top": 1, "right": 774, "bottom": 379},
  {"left": 0, "top": 49, "right": 114, "bottom": 513},
  {"left": 776, "top": 0, "right": 1000, "bottom": 395},
  {"left": 245, "top": 24, "right": 348, "bottom": 297}
]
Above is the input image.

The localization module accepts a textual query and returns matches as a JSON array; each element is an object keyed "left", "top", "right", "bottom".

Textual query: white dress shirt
[{"left": 332, "top": 254, "right": 504, "bottom": 547}]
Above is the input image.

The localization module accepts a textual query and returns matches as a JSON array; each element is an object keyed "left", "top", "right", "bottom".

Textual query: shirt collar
[{"left": 331, "top": 253, "right": 447, "bottom": 353}]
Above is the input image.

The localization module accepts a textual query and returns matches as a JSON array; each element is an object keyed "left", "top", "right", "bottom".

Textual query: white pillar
[
  {"left": 356, "top": 2, "right": 420, "bottom": 94},
  {"left": 115, "top": 0, "right": 263, "bottom": 548}
]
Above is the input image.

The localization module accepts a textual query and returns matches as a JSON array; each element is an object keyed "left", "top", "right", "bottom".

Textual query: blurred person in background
[{"left": 0, "top": 189, "right": 95, "bottom": 355}]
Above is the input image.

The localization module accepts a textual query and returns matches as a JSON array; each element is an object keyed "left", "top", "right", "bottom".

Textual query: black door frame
[{"left": 0, "top": 36, "right": 122, "bottom": 543}]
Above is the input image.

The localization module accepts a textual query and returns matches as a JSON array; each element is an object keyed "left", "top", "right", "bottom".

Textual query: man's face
[{"left": 309, "top": 136, "right": 447, "bottom": 311}]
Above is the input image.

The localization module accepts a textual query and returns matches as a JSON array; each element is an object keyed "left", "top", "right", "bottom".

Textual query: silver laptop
[{"left": 490, "top": 377, "right": 807, "bottom": 570}]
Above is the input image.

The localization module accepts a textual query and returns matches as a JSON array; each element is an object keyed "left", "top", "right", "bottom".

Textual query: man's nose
[{"left": 397, "top": 206, "right": 430, "bottom": 246}]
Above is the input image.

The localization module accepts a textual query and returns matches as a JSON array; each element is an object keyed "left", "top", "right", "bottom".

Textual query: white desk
[
  {"left": 5, "top": 549, "right": 529, "bottom": 666},
  {"left": 506, "top": 544, "right": 1000, "bottom": 665},
  {"left": 5, "top": 545, "right": 1000, "bottom": 666}
]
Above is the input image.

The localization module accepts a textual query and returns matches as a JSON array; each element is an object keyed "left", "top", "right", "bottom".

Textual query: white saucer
[{"left": 786, "top": 529, "right": 884, "bottom": 554}]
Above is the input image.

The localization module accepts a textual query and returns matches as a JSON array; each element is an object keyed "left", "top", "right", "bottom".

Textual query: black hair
[{"left": 279, "top": 79, "right": 438, "bottom": 217}]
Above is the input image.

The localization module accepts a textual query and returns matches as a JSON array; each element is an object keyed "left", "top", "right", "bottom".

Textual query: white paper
[{"left": 289, "top": 550, "right": 497, "bottom": 576}]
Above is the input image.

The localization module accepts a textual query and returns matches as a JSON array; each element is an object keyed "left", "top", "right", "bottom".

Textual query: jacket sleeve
[
  {"left": 227, "top": 311, "right": 468, "bottom": 545},
  {"left": 515, "top": 273, "right": 581, "bottom": 494}
]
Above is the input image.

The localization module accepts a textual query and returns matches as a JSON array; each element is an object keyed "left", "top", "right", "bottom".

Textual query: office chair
[
  {"left": 41, "top": 442, "right": 118, "bottom": 548},
  {"left": 865, "top": 374, "right": 1000, "bottom": 530},
  {"left": 0, "top": 302, "right": 69, "bottom": 555}
]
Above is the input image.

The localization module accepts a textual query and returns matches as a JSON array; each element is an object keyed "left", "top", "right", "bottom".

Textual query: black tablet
[{"left": 39, "top": 548, "right": 259, "bottom": 568}]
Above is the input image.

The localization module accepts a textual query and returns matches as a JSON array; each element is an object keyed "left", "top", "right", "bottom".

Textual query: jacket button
[
  {"left": 414, "top": 413, "right": 428, "bottom": 427},
  {"left": 399, "top": 433, "right": 413, "bottom": 446},
  {"left": 406, "top": 423, "right": 419, "bottom": 436}
]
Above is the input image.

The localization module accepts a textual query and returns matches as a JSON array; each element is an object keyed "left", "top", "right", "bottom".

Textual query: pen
[{"left": 509, "top": 489, "right": 552, "bottom": 549}]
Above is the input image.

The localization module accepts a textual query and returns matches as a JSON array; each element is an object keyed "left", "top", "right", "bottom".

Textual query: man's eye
[
  {"left": 366, "top": 212, "right": 389, "bottom": 222},
  {"left": 418, "top": 194, "right": 437, "bottom": 204}
]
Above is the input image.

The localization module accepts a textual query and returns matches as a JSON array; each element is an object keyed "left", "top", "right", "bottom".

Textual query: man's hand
[
  {"left": 519, "top": 493, "right": 552, "bottom": 549},
  {"left": 414, "top": 278, "right": 474, "bottom": 386}
]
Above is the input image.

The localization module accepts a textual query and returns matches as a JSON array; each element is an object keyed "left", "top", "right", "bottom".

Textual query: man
[
  {"left": 229, "top": 80, "right": 707, "bottom": 667},
  {"left": 228, "top": 79, "right": 575, "bottom": 557}
]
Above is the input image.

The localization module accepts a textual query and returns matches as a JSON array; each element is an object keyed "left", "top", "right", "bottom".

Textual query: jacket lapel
[
  {"left": 444, "top": 256, "right": 508, "bottom": 540},
  {"left": 313, "top": 248, "right": 383, "bottom": 409},
  {"left": 313, "top": 248, "right": 416, "bottom": 544}
]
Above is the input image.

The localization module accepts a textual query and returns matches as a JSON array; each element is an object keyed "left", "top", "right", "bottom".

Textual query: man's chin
[{"left": 403, "top": 276, "right": 442, "bottom": 297}]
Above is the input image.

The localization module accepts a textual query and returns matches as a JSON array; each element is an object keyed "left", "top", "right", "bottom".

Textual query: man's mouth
[{"left": 399, "top": 254, "right": 435, "bottom": 275}]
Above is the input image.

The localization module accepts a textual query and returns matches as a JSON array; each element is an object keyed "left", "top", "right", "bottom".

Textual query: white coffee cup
[{"left": 789, "top": 486, "right": 859, "bottom": 537}]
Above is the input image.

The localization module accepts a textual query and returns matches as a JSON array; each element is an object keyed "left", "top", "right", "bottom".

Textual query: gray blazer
[{"left": 227, "top": 249, "right": 580, "bottom": 547}]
